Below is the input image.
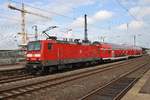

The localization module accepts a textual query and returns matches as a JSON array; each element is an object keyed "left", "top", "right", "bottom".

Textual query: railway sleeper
[
  {"left": 18, "top": 89, "right": 28, "bottom": 92},
  {"left": 11, "top": 90, "right": 21, "bottom": 94}
]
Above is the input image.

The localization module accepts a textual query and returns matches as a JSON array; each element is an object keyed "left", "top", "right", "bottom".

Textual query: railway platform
[
  {"left": 0, "top": 63, "right": 25, "bottom": 72},
  {"left": 122, "top": 69, "right": 150, "bottom": 100}
]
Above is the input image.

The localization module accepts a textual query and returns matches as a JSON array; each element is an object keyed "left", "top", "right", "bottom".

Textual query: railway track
[
  {"left": 0, "top": 74, "right": 34, "bottom": 84},
  {"left": 0, "top": 60, "right": 125, "bottom": 85},
  {"left": 0, "top": 68, "right": 25, "bottom": 78},
  {"left": 0, "top": 56, "right": 148, "bottom": 99},
  {"left": 0, "top": 68, "right": 31, "bottom": 85},
  {"left": 0, "top": 56, "right": 142, "bottom": 85},
  {"left": 79, "top": 62, "right": 150, "bottom": 100}
]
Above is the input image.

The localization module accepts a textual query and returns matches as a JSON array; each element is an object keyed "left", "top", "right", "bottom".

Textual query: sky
[{"left": 0, "top": 0, "right": 149, "bottom": 49}]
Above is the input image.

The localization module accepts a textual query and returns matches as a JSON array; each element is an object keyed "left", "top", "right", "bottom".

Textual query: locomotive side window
[{"left": 48, "top": 43, "right": 52, "bottom": 50}]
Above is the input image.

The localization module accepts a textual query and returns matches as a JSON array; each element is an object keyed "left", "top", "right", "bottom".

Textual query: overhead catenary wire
[
  {"left": 9, "top": 0, "right": 113, "bottom": 33},
  {"left": 0, "top": 15, "right": 21, "bottom": 22},
  {"left": 115, "top": 0, "right": 139, "bottom": 21},
  {"left": 115, "top": 0, "right": 150, "bottom": 26},
  {"left": 0, "top": 10, "right": 35, "bottom": 24},
  {"left": 10, "top": 0, "right": 76, "bottom": 20}
]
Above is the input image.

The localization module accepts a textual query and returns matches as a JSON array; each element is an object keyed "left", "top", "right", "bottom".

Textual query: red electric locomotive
[{"left": 26, "top": 39, "right": 101, "bottom": 74}]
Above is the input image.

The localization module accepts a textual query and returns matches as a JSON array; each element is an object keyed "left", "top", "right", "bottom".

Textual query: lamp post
[
  {"left": 133, "top": 34, "right": 141, "bottom": 46},
  {"left": 32, "top": 25, "right": 38, "bottom": 41}
]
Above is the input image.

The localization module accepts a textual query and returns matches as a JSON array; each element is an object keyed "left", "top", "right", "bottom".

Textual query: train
[{"left": 25, "top": 38, "right": 143, "bottom": 74}]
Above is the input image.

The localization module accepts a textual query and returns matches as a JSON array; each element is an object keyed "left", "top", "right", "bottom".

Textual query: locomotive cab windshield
[
  {"left": 27, "top": 41, "right": 41, "bottom": 61},
  {"left": 27, "top": 41, "right": 41, "bottom": 51}
]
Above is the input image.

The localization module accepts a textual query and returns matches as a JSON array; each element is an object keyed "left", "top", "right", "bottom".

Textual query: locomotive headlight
[
  {"left": 27, "top": 54, "right": 32, "bottom": 57},
  {"left": 34, "top": 54, "right": 41, "bottom": 57}
]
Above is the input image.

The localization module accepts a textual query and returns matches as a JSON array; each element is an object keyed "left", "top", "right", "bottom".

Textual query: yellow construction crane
[{"left": 8, "top": 3, "right": 51, "bottom": 49}]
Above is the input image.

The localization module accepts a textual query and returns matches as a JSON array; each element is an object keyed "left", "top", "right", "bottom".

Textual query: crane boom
[
  {"left": 8, "top": 5, "right": 51, "bottom": 19},
  {"left": 8, "top": 3, "right": 51, "bottom": 49}
]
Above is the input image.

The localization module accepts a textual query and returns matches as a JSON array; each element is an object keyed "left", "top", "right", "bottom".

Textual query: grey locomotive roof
[{"left": 104, "top": 43, "right": 142, "bottom": 50}]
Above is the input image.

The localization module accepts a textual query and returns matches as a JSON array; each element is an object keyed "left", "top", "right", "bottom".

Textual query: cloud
[
  {"left": 129, "top": 20, "right": 144, "bottom": 29},
  {"left": 139, "top": 0, "right": 150, "bottom": 5},
  {"left": 116, "top": 20, "right": 144, "bottom": 30},
  {"left": 129, "top": 6, "right": 150, "bottom": 19},
  {"left": 116, "top": 1, "right": 149, "bottom": 31},
  {"left": 56, "top": 0, "right": 95, "bottom": 9},
  {"left": 71, "top": 17, "right": 84, "bottom": 28},
  {"left": 93, "top": 10, "right": 113, "bottom": 21},
  {"left": 116, "top": 23, "right": 127, "bottom": 30},
  {"left": 70, "top": 10, "right": 113, "bottom": 28},
  {"left": 27, "top": 0, "right": 96, "bottom": 17}
]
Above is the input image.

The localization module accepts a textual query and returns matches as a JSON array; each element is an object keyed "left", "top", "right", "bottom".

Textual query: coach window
[{"left": 48, "top": 43, "right": 52, "bottom": 50}]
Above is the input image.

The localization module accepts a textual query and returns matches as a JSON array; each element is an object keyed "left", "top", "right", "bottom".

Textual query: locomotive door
[
  {"left": 57, "top": 44, "right": 62, "bottom": 65},
  {"left": 57, "top": 47, "right": 61, "bottom": 65}
]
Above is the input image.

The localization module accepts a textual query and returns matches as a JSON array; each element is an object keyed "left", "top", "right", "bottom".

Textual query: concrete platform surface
[
  {"left": 121, "top": 69, "right": 150, "bottom": 100},
  {"left": 140, "top": 77, "right": 150, "bottom": 94}
]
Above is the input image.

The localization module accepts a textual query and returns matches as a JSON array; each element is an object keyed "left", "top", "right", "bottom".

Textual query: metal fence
[{"left": 0, "top": 50, "right": 25, "bottom": 65}]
